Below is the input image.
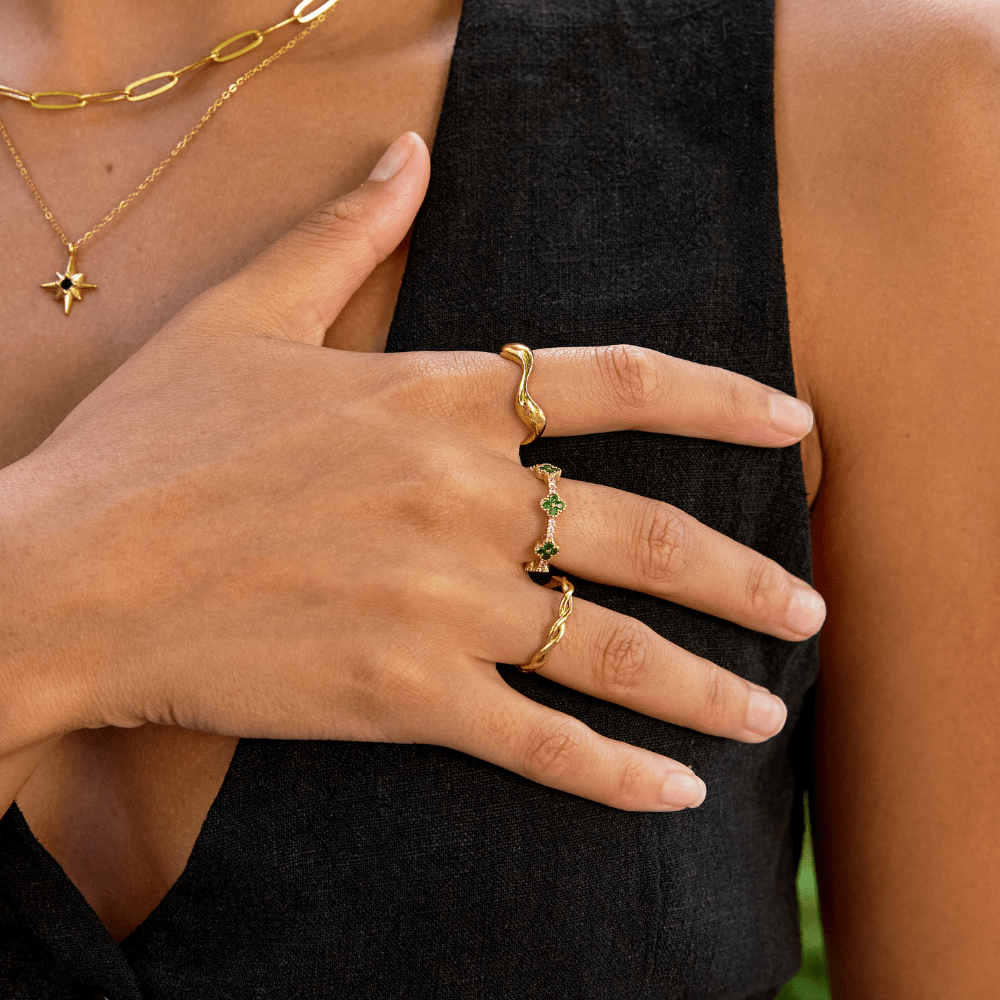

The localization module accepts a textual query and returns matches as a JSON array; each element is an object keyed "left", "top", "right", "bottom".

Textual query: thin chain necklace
[
  {"left": 0, "top": 0, "right": 341, "bottom": 110},
  {"left": 0, "top": 3, "right": 339, "bottom": 315}
]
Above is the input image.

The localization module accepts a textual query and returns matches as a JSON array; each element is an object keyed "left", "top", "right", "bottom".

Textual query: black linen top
[{"left": 0, "top": 1, "right": 817, "bottom": 997}]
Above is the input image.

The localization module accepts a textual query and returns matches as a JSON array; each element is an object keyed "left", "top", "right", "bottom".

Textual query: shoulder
[
  {"left": 775, "top": 0, "right": 1000, "bottom": 99},
  {"left": 775, "top": 0, "right": 1000, "bottom": 232},
  {"left": 775, "top": 0, "right": 1000, "bottom": 503}
]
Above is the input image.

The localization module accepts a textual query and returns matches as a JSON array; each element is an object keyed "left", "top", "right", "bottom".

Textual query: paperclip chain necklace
[
  {"left": 0, "top": 1, "right": 340, "bottom": 315},
  {"left": 0, "top": 0, "right": 341, "bottom": 110}
]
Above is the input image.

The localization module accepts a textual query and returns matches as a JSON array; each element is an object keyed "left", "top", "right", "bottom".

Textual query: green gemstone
[
  {"left": 540, "top": 492, "right": 566, "bottom": 517},
  {"left": 535, "top": 540, "right": 559, "bottom": 559},
  {"left": 536, "top": 463, "right": 561, "bottom": 477}
]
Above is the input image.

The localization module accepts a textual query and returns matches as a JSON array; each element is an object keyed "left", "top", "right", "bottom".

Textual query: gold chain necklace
[
  {"left": 0, "top": 5, "right": 338, "bottom": 315},
  {"left": 0, "top": 0, "right": 340, "bottom": 110}
]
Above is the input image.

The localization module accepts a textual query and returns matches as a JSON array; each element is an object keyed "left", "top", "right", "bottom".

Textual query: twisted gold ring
[
  {"left": 518, "top": 575, "right": 575, "bottom": 674},
  {"left": 500, "top": 343, "right": 546, "bottom": 445}
]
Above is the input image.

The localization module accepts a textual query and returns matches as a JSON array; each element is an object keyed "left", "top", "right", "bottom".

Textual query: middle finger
[{"left": 512, "top": 474, "right": 826, "bottom": 642}]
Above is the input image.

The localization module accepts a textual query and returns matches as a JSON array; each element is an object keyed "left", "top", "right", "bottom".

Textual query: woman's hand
[{"left": 0, "top": 133, "right": 823, "bottom": 812}]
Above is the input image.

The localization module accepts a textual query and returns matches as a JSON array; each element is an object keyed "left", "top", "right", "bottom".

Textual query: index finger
[{"left": 497, "top": 344, "right": 813, "bottom": 447}]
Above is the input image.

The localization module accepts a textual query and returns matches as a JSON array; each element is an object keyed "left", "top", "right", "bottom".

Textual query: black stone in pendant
[{"left": 42, "top": 257, "right": 97, "bottom": 314}]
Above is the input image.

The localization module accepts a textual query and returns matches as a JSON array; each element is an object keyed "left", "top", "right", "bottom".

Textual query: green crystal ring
[{"left": 525, "top": 463, "right": 565, "bottom": 572}]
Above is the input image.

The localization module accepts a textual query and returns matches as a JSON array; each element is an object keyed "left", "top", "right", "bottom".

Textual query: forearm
[{"left": 0, "top": 459, "right": 85, "bottom": 814}]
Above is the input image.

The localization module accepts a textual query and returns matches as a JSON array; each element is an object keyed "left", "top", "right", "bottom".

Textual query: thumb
[{"left": 195, "top": 131, "right": 430, "bottom": 345}]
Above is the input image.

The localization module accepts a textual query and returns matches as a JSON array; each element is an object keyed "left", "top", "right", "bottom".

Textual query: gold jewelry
[
  {"left": 0, "top": 8, "right": 335, "bottom": 315},
  {"left": 525, "top": 464, "right": 566, "bottom": 572},
  {"left": 40, "top": 247, "right": 96, "bottom": 315},
  {"left": 500, "top": 343, "right": 546, "bottom": 445},
  {"left": 0, "top": 0, "right": 341, "bottom": 110},
  {"left": 518, "top": 575, "right": 575, "bottom": 674}
]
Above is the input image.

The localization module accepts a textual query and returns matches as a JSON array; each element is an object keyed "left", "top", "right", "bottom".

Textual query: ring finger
[{"left": 490, "top": 583, "right": 788, "bottom": 745}]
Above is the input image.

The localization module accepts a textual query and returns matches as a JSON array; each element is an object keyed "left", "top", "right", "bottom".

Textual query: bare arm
[{"left": 777, "top": 1, "right": 1000, "bottom": 994}]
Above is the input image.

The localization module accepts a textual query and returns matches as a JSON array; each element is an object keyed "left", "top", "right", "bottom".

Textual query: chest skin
[
  {"left": 4, "top": 0, "right": 823, "bottom": 943},
  {"left": 4, "top": 0, "right": 462, "bottom": 942}
]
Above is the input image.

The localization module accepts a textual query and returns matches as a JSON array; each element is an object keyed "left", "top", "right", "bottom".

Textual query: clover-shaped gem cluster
[
  {"left": 535, "top": 540, "right": 559, "bottom": 560},
  {"left": 540, "top": 493, "right": 566, "bottom": 517}
]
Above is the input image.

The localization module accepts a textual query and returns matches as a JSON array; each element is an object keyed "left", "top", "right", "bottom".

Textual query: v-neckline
[
  {"left": 1, "top": 0, "right": 473, "bottom": 973},
  {"left": 122, "top": 0, "right": 473, "bottom": 952}
]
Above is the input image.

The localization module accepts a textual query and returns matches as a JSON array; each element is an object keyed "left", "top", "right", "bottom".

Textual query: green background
[{"left": 777, "top": 817, "right": 830, "bottom": 1000}]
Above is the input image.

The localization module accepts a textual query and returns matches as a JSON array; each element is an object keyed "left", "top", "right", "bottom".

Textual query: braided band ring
[{"left": 518, "top": 575, "right": 575, "bottom": 673}]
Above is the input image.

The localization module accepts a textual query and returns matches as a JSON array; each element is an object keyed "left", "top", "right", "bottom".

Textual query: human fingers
[
  {"left": 533, "top": 345, "right": 812, "bottom": 444},
  {"left": 191, "top": 131, "right": 430, "bottom": 345},
  {"left": 488, "top": 589, "right": 788, "bottom": 744},
  {"left": 451, "top": 672, "right": 707, "bottom": 812},
  {"left": 459, "top": 344, "right": 813, "bottom": 447},
  {"left": 535, "top": 478, "right": 826, "bottom": 641}
]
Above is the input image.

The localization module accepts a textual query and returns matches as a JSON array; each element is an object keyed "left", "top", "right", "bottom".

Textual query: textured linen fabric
[{"left": 0, "top": 0, "right": 817, "bottom": 997}]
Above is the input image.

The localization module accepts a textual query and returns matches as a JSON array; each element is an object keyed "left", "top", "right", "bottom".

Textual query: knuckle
[
  {"left": 389, "top": 352, "right": 495, "bottom": 422},
  {"left": 597, "top": 620, "right": 652, "bottom": 694},
  {"left": 744, "top": 559, "right": 788, "bottom": 617},
  {"left": 615, "top": 754, "right": 651, "bottom": 807},
  {"left": 595, "top": 344, "right": 661, "bottom": 411},
  {"left": 391, "top": 457, "right": 466, "bottom": 541},
  {"left": 716, "top": 372, "right": 746, "bottom": 431},
  {"left": 713, "top": 370, "right": 769, "bottom": 436},
  {"left": 704, "top": 668, "right": 740, "bottom": 729},
  {"left": 523, "top": 717, "right": 587, "bottom": 781},
  {"left": 344, "top": 655, "right": 418, "bottom": 734},
  {"left": 636, "top": 502, "right": 690, "bottom": 585},
  {"left": 292, "top": 198, "right": 382, "bottom": 271}
]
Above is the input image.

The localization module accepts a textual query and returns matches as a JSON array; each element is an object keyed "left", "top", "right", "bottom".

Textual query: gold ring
[
  {"left": 500, "top": 343, "right": 546, "bottom": 445},
  {"left": 518, "top": 575, "right": 575, "bottom": 673},
  {"left": 524, "top": 464, "right": 565, "bottom": 572}
]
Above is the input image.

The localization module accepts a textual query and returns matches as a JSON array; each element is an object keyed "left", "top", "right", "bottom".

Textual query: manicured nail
[
  {"left": 661, "top": 770, "right": 707, "bottom": 809},
  {"left": 746, "top": 688, "right": 788, "bottom": 739},
  {"left": 368, "top": 132, "right": 417, "bottom": 182},
  {"left": 786, "top": 585, "right": 827, "bottom": 637},
  {"left": 769, "top": 393, "right": 813, "bottom": 438}
]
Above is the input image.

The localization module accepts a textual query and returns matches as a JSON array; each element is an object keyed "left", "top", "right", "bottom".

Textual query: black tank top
[{"left": 0, "top": 2, "right": 817, "bottom": 997}]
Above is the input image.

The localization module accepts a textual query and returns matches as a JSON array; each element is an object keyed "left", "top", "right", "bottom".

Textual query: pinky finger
[{"left": 453, "top": 673, "right": 707, "bottom": 812}]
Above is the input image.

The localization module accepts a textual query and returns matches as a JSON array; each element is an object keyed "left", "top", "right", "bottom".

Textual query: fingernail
[
  {"left": 368, "top": 132, "right": 417, "bottom": 182},
  {"left": 746, "top": 688, "right": 788, "bottom": 739},
  {"left": 769, "top": 394, "right": 813, "bottom": 438},
  {"left": 661, "top": 770, "right": 707, "bottom": 809},
  {"left": 786, "top": 585, "right": 827, "bottom": 637}
]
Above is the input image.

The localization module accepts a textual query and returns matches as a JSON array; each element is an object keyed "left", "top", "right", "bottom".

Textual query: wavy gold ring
[
  {"left": 500, "top": 343, "right": 546, "bottom": 445},
  {"left": 518, "top": 576, "right": 575, "bottom": 674}
]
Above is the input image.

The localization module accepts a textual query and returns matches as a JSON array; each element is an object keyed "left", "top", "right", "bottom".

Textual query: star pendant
[{"left": 41, "top": 257, "right": 97, "bottom": 315}]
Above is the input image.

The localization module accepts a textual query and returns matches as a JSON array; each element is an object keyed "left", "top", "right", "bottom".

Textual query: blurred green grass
[{"left": 777, "top": 816, "right": 830, "bottom": 1000}]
